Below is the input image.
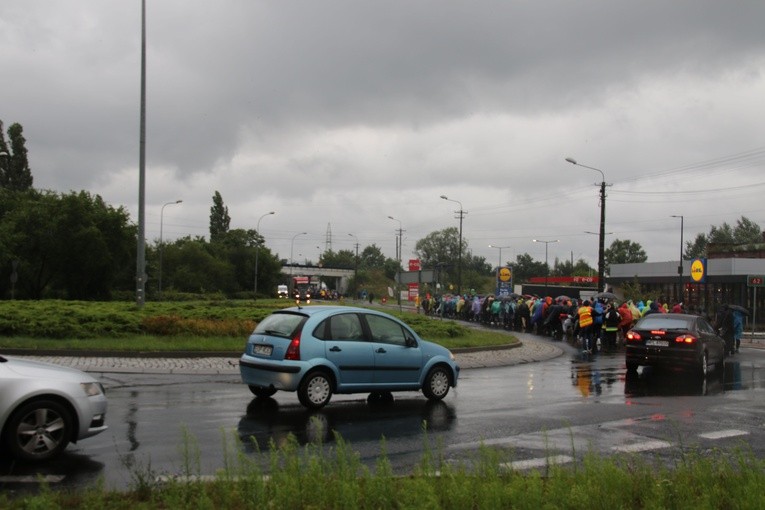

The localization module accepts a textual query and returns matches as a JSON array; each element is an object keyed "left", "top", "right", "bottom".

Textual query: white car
[{"left": 0, "top": 355, "right": 108, "bottom": 461}]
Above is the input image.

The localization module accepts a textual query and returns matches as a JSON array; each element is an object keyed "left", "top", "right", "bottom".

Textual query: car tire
[
  {"left": 248, "top": 385, "right": 277, "bottom": 398},
  {"left": 422, "top": 365, "right": 451, "bottom": 401},
  {"left": 298, "top": 370, "right": 333, "bottom": 409},
  {"left": 5, "top": 399, "right": 73, "bottom": 462}
]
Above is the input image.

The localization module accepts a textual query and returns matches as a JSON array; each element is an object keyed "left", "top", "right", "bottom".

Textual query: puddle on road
[{"left": 568, "top": 354, "right": 764, "bottom": 398}]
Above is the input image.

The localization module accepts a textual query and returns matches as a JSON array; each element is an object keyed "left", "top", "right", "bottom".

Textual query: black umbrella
[
  {"left": 594, "top": 292, "right": 618, "bottom": 301},
  {"left": 727, "top": 304, "right": 750, "bottom": 316}
]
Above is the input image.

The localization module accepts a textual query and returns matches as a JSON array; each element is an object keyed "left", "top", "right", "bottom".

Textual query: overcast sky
[{"left": 3, "top": 1, "right": 765, "bottom": 271}]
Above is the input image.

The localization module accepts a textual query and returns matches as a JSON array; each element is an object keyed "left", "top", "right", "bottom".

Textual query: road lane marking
[
  {"left": 611, "top": 440, "right": 672, "bottom": 453},
  {"left": 501, "top": 455, "right": 574, "bottom": 471},
  {"left": 0, "top": 475, "right": 65, "bottom": 483},
  {"left": 698, "top": 429, "right": 749, "bottom": 440}
]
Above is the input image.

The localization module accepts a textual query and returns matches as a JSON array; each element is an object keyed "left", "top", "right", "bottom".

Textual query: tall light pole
[
  {"left": 253, "top": 211, "right": 275, "bottom": 300},
  {"left": 671, "top": 215, "right": 684, "bottom": 303},
  {"left": 440, "top": 195, "right": 466, "bottom": 295},
  {"left": 533, "top": 239, "right": 559, "bottom": 297},
  {"left": 489, "top": 244, "right": 510, "bottom": 296},
  {"left": 158, "top": 199, "right": 182, "bottom": 299},
  {"left": 348, "top": 233, "right": 359, "bottom": 299},
  {"left": 290, "top": 232, "right": 307, "bottom": 276},
  {"left": 388, "top": 216, "right": 404, "bottom": 308},
  {"left": 565, "top": 157, "right": 608, "bottom": 291},
  {"left": 488, "top": 244, "right": 510, "bottom": 270},
  {"left": 136, "top": 0, "right": 148, "bottom": 307}
]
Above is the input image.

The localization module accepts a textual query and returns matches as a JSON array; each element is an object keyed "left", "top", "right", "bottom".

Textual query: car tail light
[
  {"left": 675, "top": 334, "right": 697, "bottom": 344},
  {"left": 284, "top": 334, "right": 301, "bottom": 360},
  {"left": 650, "top": 330, "right": 666, "bottom": 336},
  {"left": 625, "top": 330, "right": 641, "bottom": 341}
]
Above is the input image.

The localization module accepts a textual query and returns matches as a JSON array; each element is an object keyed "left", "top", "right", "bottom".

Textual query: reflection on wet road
[
  {"left": 238, "top": 397, "right": 456, "bottom": 448},
  {"left": 2, "top": 343, "right": 764, "bottom": 495}
]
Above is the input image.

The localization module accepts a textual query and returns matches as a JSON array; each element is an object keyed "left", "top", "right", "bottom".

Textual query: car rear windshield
[
  {"left": 637, "top": 316, "right": 692, "bottom": 330},
  {"left": 253, "top": 312, "right": 306, "bottom": 338}
]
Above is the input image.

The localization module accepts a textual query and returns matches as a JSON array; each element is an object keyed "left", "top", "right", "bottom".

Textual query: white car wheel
[
  {"left": 298, "top": 371, "right": 333, "bottom": 409},
  {"left": 423, "top": 366, "right": 451, "bottom": 401}
]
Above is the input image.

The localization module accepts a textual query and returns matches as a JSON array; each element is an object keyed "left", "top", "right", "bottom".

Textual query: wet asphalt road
[{"left": 3, "top": 335, "right": 765, "bottom": 494}]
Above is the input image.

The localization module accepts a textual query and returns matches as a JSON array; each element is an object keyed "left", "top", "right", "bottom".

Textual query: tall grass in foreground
[{"left": 3, "top": 428, "right": 765, "bottom": 509}]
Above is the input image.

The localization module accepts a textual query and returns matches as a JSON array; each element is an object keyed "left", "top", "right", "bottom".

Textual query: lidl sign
[
  {"left": 690, "top": 258, "right": 707, "bottom": 283},
  {"left": 496, "top": 265, "right": 513, "bottom": 297}
]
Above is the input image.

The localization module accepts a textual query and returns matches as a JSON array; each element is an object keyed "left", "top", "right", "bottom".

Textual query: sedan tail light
[
  {"left": 675, "top": 334, "right": 697, "bottom": 344},
  {"left": 625, "top": 330, "right": 642, "bottom": 341},
  {"left": 284, "top": 334, "right": 301, "bottom": 360}
]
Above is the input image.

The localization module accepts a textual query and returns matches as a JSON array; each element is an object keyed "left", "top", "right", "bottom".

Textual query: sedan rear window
[
  {"left": 636, "top": 316, "right": 692, "bottom": 330},
  {"left": 253, "top": 312, "right": 306, "bottom": 338}
]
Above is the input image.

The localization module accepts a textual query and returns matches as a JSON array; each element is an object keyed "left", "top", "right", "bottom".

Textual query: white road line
[
  {"left": 698, "top": 429, "right": 749, "bottom": 440},
  {"left": 0, "top": 475, "right": 65, "bottom": 483},
  {"left": 501, "top": 455, "right": 574, "bottom": 471},
  {"left": 612, "top": 440, "right": 672, "bottom": 453}
]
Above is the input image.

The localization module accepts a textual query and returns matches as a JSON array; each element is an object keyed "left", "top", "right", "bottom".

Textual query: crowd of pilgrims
[{"left": 418, "top": 293, "right": 694, "bottom": 353}]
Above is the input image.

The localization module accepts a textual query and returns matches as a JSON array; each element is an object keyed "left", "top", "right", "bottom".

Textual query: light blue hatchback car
[{"left": 239, "top": 306, "right": 460, "bottom": 408}]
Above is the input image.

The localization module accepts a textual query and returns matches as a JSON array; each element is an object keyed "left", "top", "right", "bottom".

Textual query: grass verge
[
  {"left": 2, "top": 430, "right": 763, "bottom": 509},
  {"left": 0, "top": 300, "right": 518, "bottom": 352}
]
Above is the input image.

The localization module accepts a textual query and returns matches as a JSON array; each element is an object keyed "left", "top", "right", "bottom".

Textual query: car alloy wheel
[
  {"left": 6, "top": 400, "right": 72, "bottom": 462},
  {"left": 423, "top": 366, "right": 451, "bottom": 400},
  {"left": 298, "top": 371, "right": 333, "bottom": 409}
]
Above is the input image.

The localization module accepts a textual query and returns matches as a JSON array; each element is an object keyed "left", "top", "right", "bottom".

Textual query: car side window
[
  {"left": 365, "top": 314, "right": 411, "bottom": 347},
  {"left": 325, "top": 313, "right": 364, "bottom": 341},
  {"left": 698, "top": 318, "right": 715, "bottom": 335}
]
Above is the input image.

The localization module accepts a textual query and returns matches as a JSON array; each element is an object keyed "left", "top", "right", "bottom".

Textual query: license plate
[
  {"left": 646, "top": 339, "right": 669, "bottom": 347},
  {"left": 253, "top": 344, "right": 273, "bottom": 356}
]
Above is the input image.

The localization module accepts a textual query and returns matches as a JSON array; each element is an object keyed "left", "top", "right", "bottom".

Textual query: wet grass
[{"left": 2, "top": 429, "right": 764, "bottom": 509}]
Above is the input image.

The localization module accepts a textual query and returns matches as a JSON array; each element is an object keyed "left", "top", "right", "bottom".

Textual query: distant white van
[{"left": 277, "top": 284, "right": 289, "bottom": 298}]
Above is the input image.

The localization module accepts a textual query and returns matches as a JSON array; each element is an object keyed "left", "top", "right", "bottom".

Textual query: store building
[{"left": 608, "top": 257, "right": 765, "bottom": 326}]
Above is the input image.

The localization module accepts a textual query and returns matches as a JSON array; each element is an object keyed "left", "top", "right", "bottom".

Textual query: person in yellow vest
[{"left": 577, "top": 300, "right": 594, "bottom": 353}]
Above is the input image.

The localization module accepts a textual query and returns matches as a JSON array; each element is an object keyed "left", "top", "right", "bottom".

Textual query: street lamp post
[
  {"left": 440, "top": 195, "right": 466, "bottom": 295},
  {"left": 158, "top": 199, "right": 182, "bottom": 299},
  {"left": 348, "top": 233, "right": 359, "bottom": 299},
  {"left": 565, "top": 157, "right": 609, "bottom": 291},
  {"left": 136, "top": 0, "right": 148, "bottom": 307},
  {"left": 671, "top": 215, "right": 684, "bottom": 303},
  {"left": 489, "top": 244, "right": 510, "bottom": 296},
  {"left": 533, "top": 239, "right": 559, "bottom": 297},
  {"left": 253, "top": 211, "right": 275, "bottom": 300},
  {"left": 488, "top": 244, "right": 510, "bottom": 271},
  {"left": 388, "top": 216, "right": 404, "bottom": 308},
  {"left": 290, "top": 232, "right": 307, "bottom": 277}
]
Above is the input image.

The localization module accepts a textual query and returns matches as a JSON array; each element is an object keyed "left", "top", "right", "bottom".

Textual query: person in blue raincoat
[{"left": 733, "top": 309, "right": 745, "bottom": 353}]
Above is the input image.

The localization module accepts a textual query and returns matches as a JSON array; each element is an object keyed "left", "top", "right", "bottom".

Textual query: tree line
[{"left": 1, "top": 118, "right": 759, "bottom": 300}]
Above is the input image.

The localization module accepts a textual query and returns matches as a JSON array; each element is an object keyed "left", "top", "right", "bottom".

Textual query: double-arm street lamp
[
  {"left": 533, "top": 239, "right": 559, "bottom": 297},
  {"left": 440, "top": 195, "right": 466, "bottom": 295},
  {"left": 158, "top": 199, "right": 182, "bottom": 299},
  {"left": 565, "top": 157, "right": 608, "bottom": 291},
  {"left": 290, "top": 232, "right": 307, "bottom": 276},
  {"left": 671, "top": 215, "right": 684, "bottom": 303},
  {"left": 253, "top": 211, "right": 275, "bottom": 300},
  {"left": 388, "top": 216, "right": 404, "bottom": 308}
]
